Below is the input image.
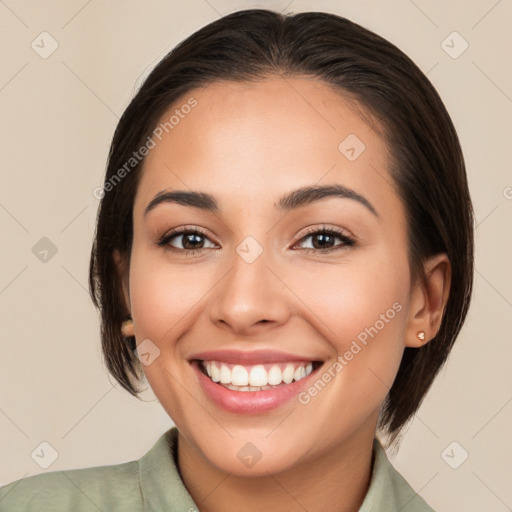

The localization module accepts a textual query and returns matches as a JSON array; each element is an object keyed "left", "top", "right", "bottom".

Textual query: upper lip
[{"left": 188, "top": 349, "right": 323, "bottom": 365}]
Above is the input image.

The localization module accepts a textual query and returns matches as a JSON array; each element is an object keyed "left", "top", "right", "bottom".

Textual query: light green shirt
[{"left": 0, "top": 427, "right": 434, "bottom": 511}]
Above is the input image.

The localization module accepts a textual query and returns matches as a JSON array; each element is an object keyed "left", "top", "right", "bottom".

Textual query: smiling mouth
[{"left": 193, "top": 359, "right": 324, "bottom": 392}]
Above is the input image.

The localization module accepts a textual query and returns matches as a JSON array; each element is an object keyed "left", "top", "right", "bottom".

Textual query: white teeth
[
  {"left": 219, "top": 364, "right": 231, "bottom": 384},
  {"left": 293, "top": 366, "right": 303, "bottom": 382},
  {"left": 231, "top": 365, "right": 249, "bottom": 386},
  {"left": 283, "top": 365, "right": 295, "bottom": 384},
  {"left": 203, "top": 360, "right": 315, "bottom": 389},
  {"left": 267, "top": 366, "right": 282, "bottom": 385},
  {"left": 249, "top": 365, "right": 267, "bottom": 386},
  {"left": 210, "top": 363, "right": 220, "bottom": 382}
]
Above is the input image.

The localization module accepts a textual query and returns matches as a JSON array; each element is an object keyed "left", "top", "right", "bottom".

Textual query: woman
[{"left": 0, "top": 8, "right": 473, "bottom": 512}]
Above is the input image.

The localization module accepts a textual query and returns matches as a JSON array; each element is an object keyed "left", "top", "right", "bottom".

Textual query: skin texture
[{"left": 114, "top": 76, "right": 450, "bottom": 512}]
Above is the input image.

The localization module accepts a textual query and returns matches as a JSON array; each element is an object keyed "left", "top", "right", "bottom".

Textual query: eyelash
[{"left": 157, "top": 225, "right": 355, "bottom": 257}]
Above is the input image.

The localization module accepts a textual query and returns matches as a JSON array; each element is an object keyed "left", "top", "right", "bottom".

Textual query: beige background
[{"left": 1, "top": 0, "right": 511, "bottom": 510}]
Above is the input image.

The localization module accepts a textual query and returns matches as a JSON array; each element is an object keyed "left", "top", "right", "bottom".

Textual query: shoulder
[{"left": 0, "top": 459, "right": 142, "bottom": 512}]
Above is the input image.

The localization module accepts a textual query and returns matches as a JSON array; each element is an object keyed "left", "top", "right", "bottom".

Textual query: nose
[{"left": 208, "top": 244, "right": 291, "bottom": 336}]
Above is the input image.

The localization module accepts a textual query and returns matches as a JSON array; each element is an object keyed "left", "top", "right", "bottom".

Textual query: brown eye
[
  {"left": 294, "top": 227, "right": 355, "bottom": 253},
  {"left": 157, "top": 227, "right": 217, "bottom": 254}
]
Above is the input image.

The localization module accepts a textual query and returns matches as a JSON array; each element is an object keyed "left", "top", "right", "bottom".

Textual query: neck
[{"left": 176, "top": 426, "right": 376, "bottom": 512}]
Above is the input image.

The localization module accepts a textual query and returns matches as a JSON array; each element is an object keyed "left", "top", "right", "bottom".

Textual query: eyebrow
[{"left": 144, "top": 184, "right": 379, "bottom": 218}]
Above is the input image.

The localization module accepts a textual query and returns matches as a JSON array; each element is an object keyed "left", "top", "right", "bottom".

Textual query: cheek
[
  {"left": 295, "top": 251, "right": 407, "bottom": 336},
  {"left": 126, "top": 245, "right": 214, "bottom": 412},
  {"left": 128, "top": 246, "right": 212, "bottom": 343},
  {"left": 292, "top": 251, "right": 409, "bottom": 392}
]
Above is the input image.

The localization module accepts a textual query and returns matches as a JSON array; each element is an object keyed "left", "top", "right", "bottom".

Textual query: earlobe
[{"left": 405, "top": 253, "right": 451, "bottom": 348}]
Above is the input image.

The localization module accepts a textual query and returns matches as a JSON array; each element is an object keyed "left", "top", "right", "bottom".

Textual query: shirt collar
[
  {"left": 359, "top": 437, "right": 434, "bottom": 511},
  {"left": 139, "top": 427, "right": 432, "bottom": 512},
  {"left": 138, "top": 426, "right": 197, "bottom": 511}
]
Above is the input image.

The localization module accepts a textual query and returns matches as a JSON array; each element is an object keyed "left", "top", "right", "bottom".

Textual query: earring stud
[
  {"left": 417, "top": 331, "right": 425, "bottom": 341},
  {"left": 121, "top": 318, "right": 134, "bottom": 337}
]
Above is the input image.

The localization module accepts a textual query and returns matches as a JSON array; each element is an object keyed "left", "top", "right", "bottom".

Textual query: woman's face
[{"left": 120, "top": 77, "right": 423, "bottom": 475}]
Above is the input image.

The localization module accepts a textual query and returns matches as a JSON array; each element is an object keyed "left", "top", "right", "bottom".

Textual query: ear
[
  {"left": 405, "top": 253, "right": 451, "bottom": 348},
  {"left": 113, "top": 248, "right": 131, "bottom": 315}
]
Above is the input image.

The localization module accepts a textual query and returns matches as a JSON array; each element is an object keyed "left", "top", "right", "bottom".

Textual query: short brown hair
[{"left": 89, "top": 9, "right": 474, "bottom": 444}]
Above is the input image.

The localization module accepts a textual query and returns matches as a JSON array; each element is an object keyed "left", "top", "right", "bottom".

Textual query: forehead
[{"left": 134, "top": 76, "right": 398, "bottom": 219}]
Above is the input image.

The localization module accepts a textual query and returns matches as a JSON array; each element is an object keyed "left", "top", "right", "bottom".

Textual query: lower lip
[{"left": 190, "top": 360, "right": 322, "bottom": 414}]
